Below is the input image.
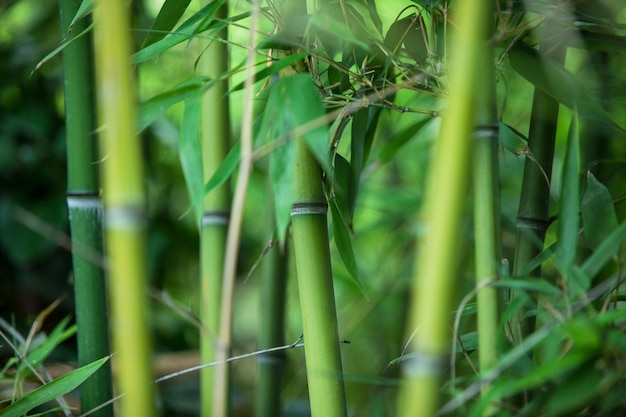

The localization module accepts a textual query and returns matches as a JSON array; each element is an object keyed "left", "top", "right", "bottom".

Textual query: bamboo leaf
[
  {"left": 498, "top": 121, "right": 528, "bottom": 154},
  {"left": 142, "top": 0, "right": 192, "bottom": 48},
  {"left": 492, "top": 277, "right": 562, "bottom": 296},
  {"left": 510, "top": 41, "right": 625, "bottom": 131},
  {"left": 582, "top": 172, "right": 619, "bottom": 251},
  {"left": 330, "top": 154, "right": 353, "bottom": 227},
  {"left": 70, "top": 0, "right": 94, "bottom": 29},
  {"left": 378, "top": 118, "right": 432, "bottom": 162},
  {"left": 366, "top": 0, "right": 383, "bottom": 35},
  {"left": 270, "top": 138, "right": 296, "bottom": 243},
  {"left": 329, "top": 197, "right": 368, "bottom": 298},
  {"left": 229, "top": 52, "right": 309, "bottom": 93},
  {"left": 0, "top": 356, "right": 109, "bottom": 417},
  {"left": 203, "top": 142, "right": 240, "bottom": 195},
  {"left": 32, "top": 23, "right": 94, "bottom": 74},
  {"left": 139, "top": 77, "right": 210, "bottom": 131},
  {"left": 180, "top": 90, "right": 204, "bottom": 226},
  {"left": 581, "top": 220, "right": 626, "bottom": 278},
  {"left": 18, "top": 318, "right": 76, "bottom": 375},
  {"left": 556, "top": 115, "right": 581, "bottom": 293}
]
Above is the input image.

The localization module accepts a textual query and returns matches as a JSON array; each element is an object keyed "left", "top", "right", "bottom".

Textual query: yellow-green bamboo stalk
[
  {"left": 291, "top": 137, "right": 347, "bottom": 417},
  {"left": 398, "top": 1, "right": 490, "bottom": 416},
  {"left": 60, "top": 0, "right": 113, "bottom": 415},
  {"left": 93, "top": 1, "right": 155, "bottom": 416},
  {"left": 472, "top": 22, "right": 501, "bottom": 416},
  {"left": 198, "top": 1, "right": 231, "bottom": 416}
]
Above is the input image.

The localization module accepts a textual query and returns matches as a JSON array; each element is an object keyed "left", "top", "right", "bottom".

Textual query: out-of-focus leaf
[
  {"left": 492, "top": 277, "right": 562, "bottom": 296},
  {"left": 329, "top": 197, "right": 368, "bottom": 298},
  {"left": 139, "top": 77, "right": 210, "bottom": 131},
  {"left": 203, "top": 142, "right": 240, "bottom": 196},
  {"left": 582, "top": 172, "right": 618, "bottom": 251},
  {"left": 350, "top": 106, "right": 382, "bottom": 218},
  {"left": 498, "top": 121, "right": 528, "bottom": 154},
  {"left": 556, "top": 116, "right": 583, "bottom": 294},
  {"left": 270, "top": 139, "right": 296, "bottom": 243},
  {"left": 229, "top": 52, "right": 308, "bottom": 93},
  {"left": 569, "top": 30, "right": 626, "bottom": 53},
  {"left": 180, "top": 90, "right": 203, "bottom": 226},
  {"left": 544, "top": 365, "right": 604, "bottom": 416},
  {"left": 330, "top": 154, "right": 353, "bottom": 228},
  {"left": 0, "top": 356, "right": 109, "bottom": 417},
  {"left": 366, "top": 0, "right": 383, "bottom": 35},
  {"left": 142, "top": 0, "right": 192, "bottom": 48},
  {"left": 518, "top": 243, "right": 556, "bottom": 277},
  {"left": 378, "top": 117, "right": 433, "bottom": 162},
  {"left": 309, "top": 13, "right": 370, "bottom": 52},
  {"left": 510, "top": 41, "right": 624, "bottom": 131},
  {"left": 581, "top": 220, "right": 626, "bottom": 278}
]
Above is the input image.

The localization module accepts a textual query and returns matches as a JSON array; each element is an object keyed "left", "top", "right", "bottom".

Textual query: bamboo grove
[{"left": 2, "top": 0, "right": 626, "bottom": 416}]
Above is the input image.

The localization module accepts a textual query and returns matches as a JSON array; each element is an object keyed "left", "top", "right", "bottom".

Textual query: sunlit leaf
[
  {"left": 0, "top": 356, "right": 109, "bottom": 417},
  {"left": 203, "top": 142, "right": 240, "bottom": 196},
  {"left": 180, "top": 90, "right": 203, "bottom": 226},
  {"left": 142, "top": 0, "right": 192, "bottom": 48},
  {"left": 139, "top": 77, "right": 210, "bottom": 131},
  {"left": 510, "top": 41, "right": 624, "bottom": 131},
  {"left": 582, "top": 172, "right": 618, "bottom": 251}
]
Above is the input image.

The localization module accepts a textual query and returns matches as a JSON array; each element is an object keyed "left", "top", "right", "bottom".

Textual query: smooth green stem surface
[
  {"left": 398, "top": 0, "right": 490, "bottom": 416},
  {"left": 94, "top": 0, "right": 155, "bottom": 415},
  {"left": 512, "top": 42, "right": 566, "bottom": 341},
  {"left": 60, "top": 1, "right": 112, "bottom": 415},
  {"left": 292, "top": 139, "right": 347, "bottom": 417},
  {"left": 199, "top": 1, "right": 231, "bottom": 416},
  {"left": 472, "top": 33, "right": 501, "bottom": 416}
]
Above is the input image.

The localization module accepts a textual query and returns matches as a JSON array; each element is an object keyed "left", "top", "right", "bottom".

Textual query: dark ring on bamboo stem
[
  {"left": 104, "top": 206, "right": 146, "bottom": 229},
  {"left": 402, "top": 350, "right": 447, "bottom": 377},
  {"left": 290, "top": 202, "right": 328, "bottom": 217},
  {"left": 202, "top": 211, "right": 230, "bottom": 226},
  {"left": 516, "top": 216, "right": 548, "bottom": 231},
  {"left": 473, "top": 125, "right": 499, "bottom": 139}
]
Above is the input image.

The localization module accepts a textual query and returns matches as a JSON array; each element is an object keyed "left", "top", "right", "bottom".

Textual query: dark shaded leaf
[
  {"left": 510, "top": 41, "right": 624, "bottom": 131},
  {"left": 142, "top": 0, "right": 192, "bottom": 48},
  {"left": 582, "top": 171, "right": 618, "bottom": 251}
]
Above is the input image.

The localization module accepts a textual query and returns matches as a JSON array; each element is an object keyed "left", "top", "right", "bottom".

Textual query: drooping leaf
[
  {"left": 203, "top": 141, "right": 240, "bottom": 196},
  {"left": 366, "top": 0, "right": 383, "bottom": 35},
  {"left": 0, "top": 356, "right": 109, "bottom": 417},
  {"left": 378, "top": 117, "right": 433, "bottom": 162},
  {"left": 69, "top": 0, "right": 94, "bottom": 29},
  {"left": 582, "top": 171, "right": 619, "bottom": 251},
  {"left": 498, "top": 121, "right": 528, "bottom": 155},
  {"left": 142, "top": 0, "right": 192, "bottom": 48},
  {"left": 329, "top": 197, "right": 368, "bottom": 299},
  {"left": 556, "top": 115, "right": 583, "bottom": 294},
  {"left": 18, "top": 318, "right": 76, "bottom": 376},
  {"left": 330, "top": 154, "right": 353, "bottom": 228},
  {"left": 350, "top": 106, "right": 382, "bottom": 218},
  {"left": 581, "top": 220, "right": 626, "bottom": 278},
  {"left": 139, "top": 77, "right": 210, "bottom": 131},
  {"left": 229, "top": 52, "right": 309, "bottom": 93},
  {"left": 510, "top": 41, "right": 624, "bottom": 131},
  {"left": 179, "top": 90, "right": 204, "bottom": 226},
  {"left": 33, "top": 23, "right": 94, "bottom": 74},
  {"left": 269, "top": 135, "right": 296, "bottom": 243}
]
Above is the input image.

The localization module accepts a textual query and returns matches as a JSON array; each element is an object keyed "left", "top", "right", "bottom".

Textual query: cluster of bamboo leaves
[{"left": 4, "top": 0, "right": 626, "bottom": 416}]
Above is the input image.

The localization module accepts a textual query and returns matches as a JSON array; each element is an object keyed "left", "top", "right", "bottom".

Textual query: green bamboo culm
[
  {"left": 60, "top": 1, "right": 113, "bottom": 415},
  {"left": 291, "top": 137, "right": 347, "bottom": 417},
  {"left": 511, "top": 41, "right": 566, "bottom": 342},
  {"left": 93, "top": 0, "right": 156, "bottom": 416},
  {"left": 198, "top": 1, "right": 230, "bottom": 417},
  {"left": 255, "top": 208, "right": 288, "bottom": 417},
  {"left": 471, "top": 17, "right": 501, "bottom": 416},
  {"left": 398, "top": 0, "right": 490, "bottom": 416}
]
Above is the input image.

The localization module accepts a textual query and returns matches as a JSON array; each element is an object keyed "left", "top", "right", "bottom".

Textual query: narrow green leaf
[
  {"left": 498, "top": 121, "right": 528, "bottom": 154},
  {"left": 33, "top": 23, "right": 94, "bottom": 74},
  {"left": 270, "top": 139, "right": 296, "bottom": 242},
  {"left": 518, "top": 243, "right": 556, "bottom": 277},
  {"left": 180, "top": 91, "right": 204, "bottom": 226},
  {"left": 510, "top": 41, "right": 624, "bottom": 131},
  {"left": 581, "top": 220, "right": 626, "bottom": 278},
  {"left": 139, "top": 77, "right": 210, "bottom": 131},
  {"left": 229, "top": 52, "right": 309, "bottom": 93},
  {"left": 309, "top": 14, "right": 370, "bottom": 52},
  {"left": 330, "top": 154, "right": 353, "bottom": 227},
  {"left": 142, "top": 0, "right": 192, "bottom": 48},
  {"left": 556, "top": 115, "right": 580, "bottom": 282},
  {"left": 18, "top": 318, "right": 75, "bottom": 375},
  {"left": 203, "top": 141, "right": 240, "bottom": 195},
  {"left": 69, "top": 0, "right": 94, "bottom": 29},
  {"left": 582, "top": 172, "right": 619, "bottom": 251},
  {"left": 329, "top": 197, "right": 368, "bottom": 299},
  {"left": 378, "top": 117, "right": 432, "bottom": 162},
  {"left": 492, "top": 277, "right": 562, "bottom": 296},
  {"left": 366, "top": 0, "right": 383, "bottom": 35},
  {"left": 0, "top": 356, "right": 109, "bottom": 417}
]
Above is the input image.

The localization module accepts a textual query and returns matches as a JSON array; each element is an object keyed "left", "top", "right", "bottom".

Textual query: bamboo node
[{"left": 290, "top": 202, "right": 328, "bottom": 217}]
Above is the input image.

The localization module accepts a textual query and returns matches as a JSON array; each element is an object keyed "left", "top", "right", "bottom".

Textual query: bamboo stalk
[
  {"left": 471, "top": 20, "right": 501, "bottom": 416},
  {"left": 511, "top": 42, "right": 566, "bottom": 341},
  {"left": 93, "top": 0, "right": 155, "bottom": 416},
  {"left": 291, "top": 138, "right": 347, "bottom": 417},
  {"left": 198, "top": 1, "right": 231, "bottom": 416},
  {"left": 398, "top": 0, "right": 490, "bottom": 416},
  {"left": 60, "top": 1, "right": 113, "bottom": 415},
  {"left": 212, "top": 1, "right": 259, "bottom": 415}
]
